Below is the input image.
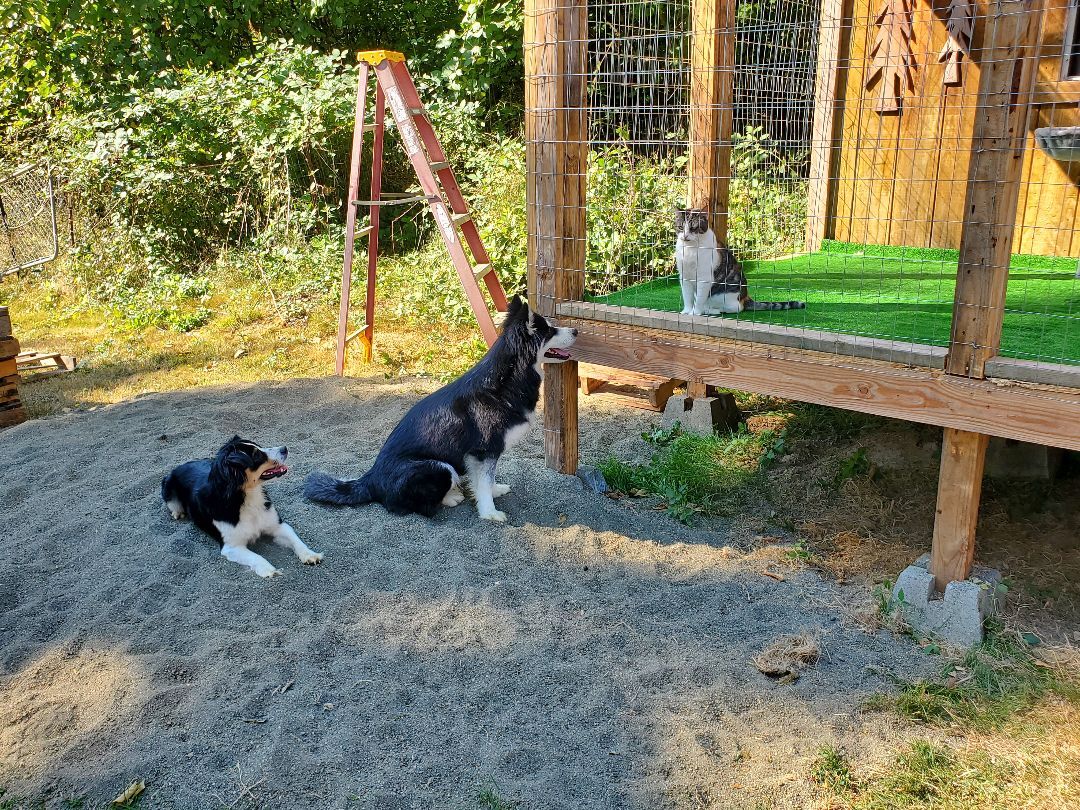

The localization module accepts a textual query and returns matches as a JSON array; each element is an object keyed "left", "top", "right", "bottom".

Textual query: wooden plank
[
  {"left": 561, "top": 324, "right": 1080, "bottom": 450},
  {"left": 0, "top": 336, "right": 19, "bottom": 361},
  {"left": 558, "top": 301, "right": 948, "bottom": 367},
  {"left": 806, "top": 0, "right": 847, "bottom": 252},
  {"left": 0, "top": 357, "right": 15, "bottom": 379},
  {"left": 0, "top": 309, "right": 10, "bottom": 337},
  {"left": 947, "top": 0, "right": 1043, "bottom": 378},
  {"left": 688, "top": 0, "right": 735, "bottom": 240},
  {"left": 931, "top": 428, "right": 989, "bottom": 589},
  {"left": 0, "top": 405, "right": 27, "bottom": 428},
  {"left": 525, "top": 0, "right": 587, "bottom": 473}
]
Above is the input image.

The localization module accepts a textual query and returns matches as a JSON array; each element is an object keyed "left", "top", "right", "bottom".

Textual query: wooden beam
[
  {"left": 931, "top": 428, "right": 989, "bottom": 591},
  {"left": 562, "top": 324, "right": 1080, "bottom": 451},
  {"left": 805, "top": 0, "right": 847, "bottom": 252},
  {"left": 688, "top": 0, "right": 735, "bottom": 240},
  {"left": 559, "top": 300, "right": 948, "bottom": 368},
  {"left": 947, "top": 0, "right": 1043, "bottom": 378},
  {"left": 934, "top": 0, "right": 1043, "bottom": 588},
  {"left": 525, "top": 0, "right": 586, "bottom": 474}
]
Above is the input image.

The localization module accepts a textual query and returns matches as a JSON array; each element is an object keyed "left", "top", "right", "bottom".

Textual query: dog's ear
[
  {"left": 210, "top": 438, "right": 248, "bottom": 491},
  {"left": 506, "top": 295, "right": 525, "bottom": 320}
]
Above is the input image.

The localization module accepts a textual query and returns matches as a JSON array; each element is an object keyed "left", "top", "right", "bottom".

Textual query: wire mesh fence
[
  {"left": 0, "top": 161, "right": 58, "bottom": 277},
  {"left": 528, "top": 0, "right": 1080, "bottom": 380}
]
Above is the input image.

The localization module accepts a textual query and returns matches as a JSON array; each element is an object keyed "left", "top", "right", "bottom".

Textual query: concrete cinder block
[
  {"left": 985, "top": 437, "right": 1063, "bottom": 480},
  {"left": 892, "top": 555, "right": 1003, "bottom": 647},
  {"left": 661, "top": 393, "right": 741, "bottom": 435}
]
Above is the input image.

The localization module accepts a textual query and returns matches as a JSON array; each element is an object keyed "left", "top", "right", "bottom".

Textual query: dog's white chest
[
  {"left": 503, "top": 412, "right": 535, "bottom": 451},
  {"left": 216, "top": 486, "right": 279, "bottom": 545}
]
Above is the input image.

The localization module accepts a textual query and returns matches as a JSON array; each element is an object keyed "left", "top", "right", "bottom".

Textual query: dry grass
[
  {"left": 3, "top": 269, "right": 486, "bottom": 419},
  {"left": 751, "top": 632, "right": 822, "bottom": 679}
]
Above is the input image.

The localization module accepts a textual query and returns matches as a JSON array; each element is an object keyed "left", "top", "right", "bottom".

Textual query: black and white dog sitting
[
  {"left": 162, "top": 437, "right": 324, "bottom": 578},
  {"left": 304, "top": 296, "right": 577, "bottom": 521}
]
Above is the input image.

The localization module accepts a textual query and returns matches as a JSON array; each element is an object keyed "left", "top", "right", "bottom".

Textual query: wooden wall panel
[{"left": 828, "top": 0, "right": 1080, "bottom": 257}]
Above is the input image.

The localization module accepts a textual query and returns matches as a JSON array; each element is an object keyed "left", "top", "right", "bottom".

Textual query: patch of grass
[
  {"left": 830, "top": 447, "right": 871, "bottom": 489},
  {"left": 811, "top": 745, "right": 855, "bottom": 794},
  {"left": 870, "top": 629, "right": 1077, "bottom": 732},
  {"left": 599, "top": 422, "right": 777, "bottom": 523},
  {"left": 476, "top": 786, "right": 519, "bottom": 810},
  {"left": 0, "top": 791, "right": 44, "bottom": 810},
  {"left": 593, "top": 242, "right": 1080, "bottom": 364},
  {"left": 2, "top": 255, "right": 488, "bottom": 419}
]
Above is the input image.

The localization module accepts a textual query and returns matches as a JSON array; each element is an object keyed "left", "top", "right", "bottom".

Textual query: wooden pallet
[
  {"left": 16, "top": 351, "right": 76, "bottom": 379},
  {"left": 0, "top": 307, "right": 27, "bottom": 427},
  {"left": 578, "top": 362, "right": 682, "bottom": 412}
]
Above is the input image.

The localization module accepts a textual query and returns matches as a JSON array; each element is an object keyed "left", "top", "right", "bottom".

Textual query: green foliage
[
  {"left": 585, "top": 142, "right": 686, "bottom": 295},
  {"left": 871, "top": 631, "right": 1077, "bottom": 732},
  {"left": 466, "top": 137, "right": 527, "bottom": 295},
  {"left": 811, "top": 745, "right": 855, "bottom": 793},
  {"left": 831, "top": 447, "right": 871, "bottom": 489},
  {"left": 812, "top": 740, "right": 1011, "bottom": 809},
  {"left": 432, "top": 0, "right": 524, "bottom": 125},
  {"left": 50, "top": 42, "right": 355, "bottom": 275},
  {"left": 0, "top": 0, "right": 463, "bottom": 133},
  {"left": 728, "top": 126, "right": 808, "bottom": 257},
  {"left": 599, "top": 423, "right": 776, "bottom": 524},
  {"left": 475, "top": 785, "right": 519, "bottom": 810}
]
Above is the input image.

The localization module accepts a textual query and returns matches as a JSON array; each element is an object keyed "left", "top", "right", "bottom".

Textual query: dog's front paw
[
  {"left": 256, "top": 565, "right": 282, "bottom": 578},
  {"left": 299, "top": 551, "right": 324, "bottom": 565},
  {"left": 491, "top": 483, "right": 510, "bottom": 498},
  {"left": 480, "top": 509, "right": 508, "bottom": 523},
  {"left": 442, "top": 489, "right": 466, "bottom": 507}
]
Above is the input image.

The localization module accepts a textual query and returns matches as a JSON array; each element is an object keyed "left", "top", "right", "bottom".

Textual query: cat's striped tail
[{"left": 744, "top": 298, "right": 805, "bottom": 311}]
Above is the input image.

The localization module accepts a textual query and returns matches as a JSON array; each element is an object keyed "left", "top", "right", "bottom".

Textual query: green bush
[
  {"left": 728, "top": 126, "right": 808, "bottom": 258},
  {"left": 586, "top": 143, "right": 686, "bottom": 295}
]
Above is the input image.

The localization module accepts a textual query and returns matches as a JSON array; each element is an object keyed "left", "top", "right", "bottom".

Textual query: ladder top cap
[{"left": 357, "top": 49, "right": 406, "bottom": 65}]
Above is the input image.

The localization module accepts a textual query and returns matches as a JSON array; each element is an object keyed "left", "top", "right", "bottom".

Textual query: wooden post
[
  {"left": 806, "top": 0, "right": 847, "bottom": 252},
  {"left": 947, "top": 0, "right": 1042, "bottom": 379},
  {"left": 525, "top": 0, "right": 587, "bottom": 474},
  {"left": 688, "top": 0, "right": 736, "bottom": 241},
  {"left": 931, "top": 0, "right": 1043, "bottom": 589},
  {"left": 931, "top": 428, "right": 989, "bottom": 591}
]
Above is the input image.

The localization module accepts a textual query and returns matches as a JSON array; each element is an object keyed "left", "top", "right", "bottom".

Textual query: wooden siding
[{"left": 827, "top": 0, "right": 1080, "bottom": 256}]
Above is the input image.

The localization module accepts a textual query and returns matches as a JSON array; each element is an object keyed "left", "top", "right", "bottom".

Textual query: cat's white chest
[{"left": 676, "top": 234, "right": 718, "bottom": 284}]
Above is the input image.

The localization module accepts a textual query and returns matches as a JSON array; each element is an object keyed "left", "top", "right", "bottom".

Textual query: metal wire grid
[
  {"left": 0, "top": 161, "right": 58, "bottom": 277},
  {"left": 526, "top": 0, "right": 1080, "bottom": 379}
]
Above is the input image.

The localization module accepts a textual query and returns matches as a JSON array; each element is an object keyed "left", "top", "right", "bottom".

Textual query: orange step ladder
[{"left": 335, "top": 50, "right": 508, "bottom": 374}]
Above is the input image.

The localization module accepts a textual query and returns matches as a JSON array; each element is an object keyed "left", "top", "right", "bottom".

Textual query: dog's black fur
[
  {"left": 304, "top": 296, "right": 576, "bottom": 518},
  {"left": 161, "top": 436, "right": 288, "bottom": 543}
]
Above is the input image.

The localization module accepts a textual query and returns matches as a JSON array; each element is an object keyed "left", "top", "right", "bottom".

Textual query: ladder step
[
  {"left": 451, "top": 212, "right": 472, "bottom": 226},
  {"left": 409, "top": 107, "right": 427, "bottom": 117},
  {"left": 473, "top": 263, "right": 493, "bottom": 280},
  {"left": 355, "top": 226, "right": 374, "bottom": 238},
  {"left": 428, "top": 161, "right": 450, "bottom": 172},
  {"left": 352, "top": 195, "right": 426, "bottom": 206},
  {"left": 345, "top": 325, "right": 369, "bottom": 344}
]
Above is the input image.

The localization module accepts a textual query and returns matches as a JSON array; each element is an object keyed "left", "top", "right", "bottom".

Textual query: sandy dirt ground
[{"left": 0, "top": 376, "right": 937, "bottom": 809}]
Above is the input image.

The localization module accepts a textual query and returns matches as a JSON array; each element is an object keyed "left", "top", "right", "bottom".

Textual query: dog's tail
[{"left": 303, "top": 471, "right": 374, "bottom": 506}]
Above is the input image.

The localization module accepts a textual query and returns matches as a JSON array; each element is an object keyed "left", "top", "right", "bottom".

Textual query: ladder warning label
[
  {"left": 386, "top": 87, "right": 423, "bottom": 157},
  {"left": 432, "top": 202, "right": 457, "bottom": 245}
]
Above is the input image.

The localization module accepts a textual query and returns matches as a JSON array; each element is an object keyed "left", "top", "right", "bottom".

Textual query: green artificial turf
[{"left": 591, "top": 240, "right": 1080, "bottom": 365}]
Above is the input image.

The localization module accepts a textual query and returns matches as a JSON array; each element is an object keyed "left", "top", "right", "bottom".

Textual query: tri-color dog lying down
[
  {"left": 162, "top": 437, "right": 324, "bottom": 577},
  {"left": 304, "top": 296, "right": 577, "bottom": 521}
]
